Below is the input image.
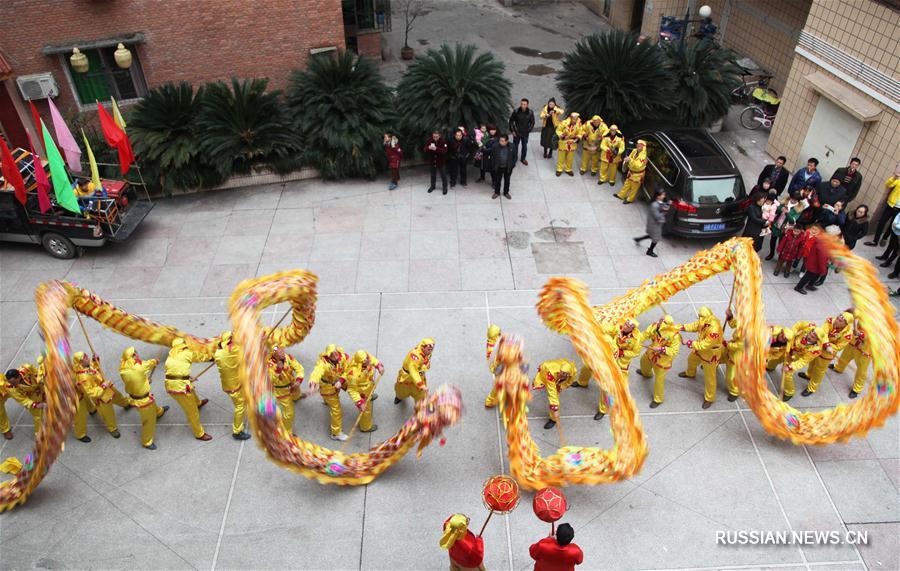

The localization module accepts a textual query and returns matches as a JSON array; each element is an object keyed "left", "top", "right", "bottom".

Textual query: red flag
[
  {"left": 96, "top": 102, "right": 134, "bottom": 174},
  {"left": 28, "top": 101, "right": 43, "bottom": 138},
  {"left": 26, "top": 132, "right": 52, "bottom": 213},
  {"left": 0, "top": 137, "right": 28, "bottom": 205}
]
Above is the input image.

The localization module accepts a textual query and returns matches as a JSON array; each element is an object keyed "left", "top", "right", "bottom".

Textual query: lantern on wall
[
  {"left": 113, "top": 43, "right": 132, "bottom": 69},
  {"left": 70, "top": 48, "right": 89, "bottom": 73}
]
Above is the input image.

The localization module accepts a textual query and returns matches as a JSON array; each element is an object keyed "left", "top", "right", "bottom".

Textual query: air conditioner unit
[{"left": 16, "top": 73, "right": 59, "bottom": 101}]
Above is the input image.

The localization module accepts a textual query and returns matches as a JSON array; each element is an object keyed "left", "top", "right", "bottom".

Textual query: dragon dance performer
[
  {"left": 778, "top": 323, "right": 824, "bottom": 401},
  {"left": 678, "top": 307, "right": 725, "bottom": 408},
  {"left": 73, "top": 351, "right": 128, "bottom": 441},
  {"left": 576, "top": 318, "right": 642, "bottom": 420},
  {"left": 394, "top": 338, "right": 435, "bottom": 404},
  {"left": 554, "top": 112, "right": 581, "bottom": 176},
  {"left": 164, "top": 338, "right": 212, "bottom": 441},
  {"left": 533, "top": 358, "right": 578, "bottom": 430},
  {"left": 721, "top": 309, "right": 742, "bottom": 402},
  {"left": 268, "top": 346, "right": 305, "bottom": 435},
  {"left": 615, "top": 139, "right": 648, "bottom": 204},
  {"left": 309, "top": 344, "right": 350, "bottom": 441},
  {"left": 484, "top": 325, "right": 502, "bottom": 408},
  {"left": 598, "top": 125, "right": 625, "bottom": 186},
  {"left": 638, "top": 315, "right": 682, "bottom": 408},
  {"left": 119, "top": 347, "right": 170, "bottom": 449},
  {"left": 831, "top": 320, "right": 871, "bottom": 399},
  {"left": 8, "top": 361, "right": 46, "bottom": 434},
  {"left": 579, "top": 115, "right": 607, "bottom": 176},
  {"left": 765, "top": 325, "right": 795, "bottom": 372},
  {"left": 347, "top": 350, "right": 384, "bottom": 433},
  {"left": 214, "top": 332, "right": 251, "bottom": 441},
  {"left": 0, "top": 368, "right": 46, "bottom": 440},
  {"left": 799, "top": 311, "right": 853, "bottom": 396},
  {"left": 440, "top": 514, "right": 486, "bottom": 571}
]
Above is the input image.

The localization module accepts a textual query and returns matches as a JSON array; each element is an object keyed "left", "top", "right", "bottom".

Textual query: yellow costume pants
[
  {"left": 765, "top": 358, "right": 782, "bottom": 372},
  {"left": 136, "top": 404, "right": 166, "bottom": 447},
  {"left": 599, "top": 160, "right": 618, "bottom": 184},
  {"left": 227, "top": 391, "right": 246, "bottom": 434},
  {"left": 804, "top": 356, "right": 833, "bottom": 394},
  {"left": 556, "top": 150, "right": 575, "bottom": 174},
  {"left": 395, "top": 382, "right": 427, "bottom": 402},
  {"left": 576, "top": 366, "right": 608, "bottom": 414},
  {"left": 26, "top": 407, "right": 42, "bottom": 433},
  {"left": 274, "top": 386, "right": 294, "bottom": 433},
  {"left": 106, "top": 387, "right": 132, "bottom": 409},
  {"left": 74, "top": 397, "right": 118, "bottom": 438},
  {"left": 640, "top": 353, "right": 667, "bottom": 404},
  {"left": 484, "top": 384, "right": 498, "bottom": 408},
  {"left": 0, "top": 401, "right": 9, "bottom": 433},
  {"left": 323, "top": 393, "right": 342, "bottom": 436},
  {"left": 359, "top": 399, "right": 374, "bottom": 432},
  {"left": 616, "top": 174, "right": 644, "bottom": 203},
  {"left": 685, "top": 352, "right": 720, "bottom": 402},
  {"left": 169, "top": 391, "right": 205, "bottom": 438},
  {"left": 834, "top": 348, "right": 870, "bottom": 393},
  {"left": 723, "top": 357, "right": 741, "bottom": 398},
  {"left": 580, "top": 149, "right": 599, "bottom": 174}
]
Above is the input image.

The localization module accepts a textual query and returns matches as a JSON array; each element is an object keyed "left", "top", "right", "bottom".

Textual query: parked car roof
[{"left": 626, "top": 123, "right": 739, "bottom": 178}]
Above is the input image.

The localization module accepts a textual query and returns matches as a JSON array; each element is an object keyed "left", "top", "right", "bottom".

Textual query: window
[
  {"left": 62, "top": 45, "right": 147, "bottom": 107},
  {"left": 689, "top": 177, "right": 741, "bottom": 204},
  {"left": 646, "top": 138, "right": 679, "bottom": 186}
]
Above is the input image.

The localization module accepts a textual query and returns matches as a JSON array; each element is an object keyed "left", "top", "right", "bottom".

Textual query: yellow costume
[
  {"left": 164, "top": 338, "right": 211, "bottom": 439},
  {"left": 532, "top": 358, "right": 577, "bottom": 427},
  {"left": 214, "top": 332, "right": 250, "bottom": 439},
  {"left": 13, "top": 362, "right": 45, "bottom": 433},
  {"left": 801, "top": 312, "right": 853, "bottom": 395},
  {"left": 722, "top": 316, "right": 742, "bottom": 400},
  {"left": 120, "top": 347, "right": 168, "bottom": 448},
  {"left": 638, "top": 316, "right": 682, "bottom": 406},
  {"left": 577, "top": 319, "right": 641, "bottom": 418},
  {"left": 347, "top": 350, "right": 384, "bottom": 433},
  {"left": 833, "top": 325, "right": 871, "bottom": 396},
  {"left": 309, "top": 344, "right": 350, "bottom": 439},
  {"left": 0, "top": 370, "right": 45, "bottom": 438},
  {"left": 579, "top": 115, "right": 608, "bottom": 175},
  {"left": 269, "top": 349, "right": 305, "bottom": 434},
  {"left": 555, "top": 113, "right": 581, "bottom": 175},
  {"left": 765, "top": 325, "right": 795, "bottom": 370},
  {"left": 598, "top": 126, "right": 625, "bottom": 185},
  {"left": 779, "top": 323, "right": 823, "bottom": 400},
  {"left": 679, "top": 307, "right": 725, "bottom": 406},
  {"left": 615, "top": 140, "right": 648, "bottom": 203},
  {"left": 394, "top": 338, "right": 434, "bottom": 403},
  {"left": 484, "top": 324, "right": 502, "bottom": 408},
  {"left": 73, "top": 352, "right": 121, "bottom": 439}
]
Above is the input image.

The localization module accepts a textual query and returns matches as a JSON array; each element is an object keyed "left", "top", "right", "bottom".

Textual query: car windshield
[{"left": 690, "top": 177, "right": 739, "bottom": 204}]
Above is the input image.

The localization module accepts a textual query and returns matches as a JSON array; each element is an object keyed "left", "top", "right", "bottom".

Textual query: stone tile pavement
[{"left": 0, "top": 134, "right": 898, "bottom": 569}]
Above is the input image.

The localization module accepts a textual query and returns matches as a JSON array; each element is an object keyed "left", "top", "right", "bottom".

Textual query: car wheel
[{"left": 42, "top": 232, "right": 77, "bottom": 259}]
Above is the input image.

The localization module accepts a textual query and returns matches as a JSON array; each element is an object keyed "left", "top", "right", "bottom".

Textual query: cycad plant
[
  {"left": 395, "top": 44, "right": 511, "bottom": 146},
  {"left": 286, "top": 51, "right": 393, "bottom": 179},
  {"left": 129, "top": 81, "right": 223, "bottom": 194},
  {"left": 663, "top": 39, "right": 742, "bottom": 127},
  {"left": 557, "top": 31, "right": 676, "bottom": 124},
  {"left": 197, "top": 78, "right": 302, "bottom": 177}
]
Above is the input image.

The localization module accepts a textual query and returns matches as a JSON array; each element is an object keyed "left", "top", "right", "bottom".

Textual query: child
[
  {"left": 760, "top": 194, "right": 778, "bottom": 236},
  {"left": 794, "top": 226, "right": 828, "bottom": 294},
  {"left": 766, "top": 190, "right": 808, "bottom": 260},
  {"left": 774, "top": 225, "right": 807, "bottom": 278},
  {"left": 383, "top": 133, "right": 402, "bottom": 190},
  {"left": 812, "top": 225, "right": 843, "bottom": 286}
]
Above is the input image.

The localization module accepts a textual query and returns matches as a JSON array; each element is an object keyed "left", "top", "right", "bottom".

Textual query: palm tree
[
  {"left": 286, "top": 51, "right": 393, "bottom": 179},
  {"left": 395, "top": 43, "right": 511, "bottom": 147},
  {"left": 129, "top": 81, "right": 223, "bottom": 194},
  {"left": 663, "top": 39, "right": 742, "bottom": 127},
  {"left": 197, "top": 78, "right": 302, "bottom": 177},
  {"left": 557, "top": 31, "right": 676, "bottom": 125}
]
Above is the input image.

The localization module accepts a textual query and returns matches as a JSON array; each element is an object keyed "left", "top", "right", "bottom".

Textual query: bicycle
[
  {"left": 731, "top": 71, "right": 777, "bottom": 105},
  {"left": 739, "top": 87, "right": 780, "bottom": 130}
]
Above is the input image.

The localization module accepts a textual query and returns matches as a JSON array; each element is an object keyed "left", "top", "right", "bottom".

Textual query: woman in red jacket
[
  {"left": 440, "top": 514, "right": 485, "bottom": 571},
  {"left": 384, "top": 133, "right": 403, "bottom": 190},
  {"left": 794, "top": 226, "right": 828, "bottom": 295},
  {"left": 529, "top": 523, "right": 584, "bottom": 571}
]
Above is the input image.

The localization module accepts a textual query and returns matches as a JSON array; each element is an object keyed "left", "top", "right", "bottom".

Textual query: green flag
[{"left": 41, "top": 120, "right": 80, "bottom": 214}]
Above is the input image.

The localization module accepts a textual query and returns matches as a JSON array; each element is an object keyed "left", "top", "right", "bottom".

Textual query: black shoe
[
  {"left": 801, "top": 388, "right": 813, "bottom": 397},
  {"left": 371, "top": 393, "right": 378, "bottom": 401},
  {"left": 889, "top": 272, "right": 900, "bottom": 279},
  {"left": 702, "top": 400, "right": 713, "bottom": 409},
  {"left": 678, "top": 372, "right": 693, "bottom": 379},
  {"left": 727, "top": 394, "right": 739, "bottom": 402},
  {"left": 394, "top": 397, "right": 402, "bottom": 404},
  {"left": 828, "top": 363, "right": 835, "bottom": 370},
  {"left": 864, "top": 241, "right": 877, "bottom": 247},
  {"left": 503, "top": 192, "right": 511, "bottom": 199},
  {"left": 805, "top": 285, "right": 818, "bottom": 291},
  {"left": 158, "top": 405, "right": 170, "bottom": 419},
  {"left": 782, "top": 394, "right": 793, "bottom": 402},
  {"left": 360, "top": 424, "right": 378, "bottom": 433},
  {"left": 427, "top": 187, "right": 435, "bottom": 193},
  {"left": 783, "top": 271, "right": 791, "bottom": 278},
  {"left": 89, "top": 410, "right": 96, "bottom": 416},
  {"left": 78, "top": 435, "right": 92, "bottom": 443},
  {"left": 880, "top": 260, "right": 892, "bottom": 267},
  {"left": 649, "top": 401, "right": 660, "bottom": 409},
  {"left": 773, "top": 269, "right": 780, "bottom": 277},
  {"left": 633, "top": 237, "right": 643, "bottom": 244},
  {"left": 555, "top": 172, "right": 562, "bottom": 177},
  {"left": 849, "top": 390, "right": 858, "bottom": 399},
  {"left": 543, "top": 420, "right": 556, "bottom": 429},
  {"left": 450, "top": 183, "right": 456, "bottom": 189},
  {"left": 442, "top": 188, "right": 448, "bottom": 195},
  {"left": 593, "top": 412, "right": 605, "bottom": 421},
  {"left": 492, "top": 192, "right": 500, "bottom": 199},
  {"left": 232, "top": 431, "right": 251, "bottom": 441},
  {"left": 799, "top": 372, "right": 810, "bottom": 380},
  {"left": 876, "top": 254, "right": 888, "bottom": 260},
  {"left": 794, "top": 286, "right": 807, "bottom": 295},
  {"left": 765, "top": 253, "right": 774, "bottom": 261},
  {"left": 646, "top": 250, "right": 658, "bottom": 258},
  {"left": 580, "top": 170, "right": 586, "bottom": 175},
  {"left": 144, "top": 443, "right": 157, "bottom": 450},
  {"left": 109, "top": 430, "right": 121, "bottom": 438}
]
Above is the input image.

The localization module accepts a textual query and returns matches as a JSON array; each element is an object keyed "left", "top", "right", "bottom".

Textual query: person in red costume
[
  {"left": 529, "top": 523, "right": 583, "bottom": 571},
  {"left": 440, "top": 514, "right": 485, "bottom": 571}
]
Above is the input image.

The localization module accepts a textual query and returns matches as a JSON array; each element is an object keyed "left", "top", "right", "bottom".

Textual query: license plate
[{"left": 703, "top": 223, "right": 726, "bottom": 232}]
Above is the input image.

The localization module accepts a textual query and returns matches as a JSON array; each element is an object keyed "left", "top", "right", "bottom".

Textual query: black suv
[{"left": 622, "top": 125, "right": 748, "bottom": 238}]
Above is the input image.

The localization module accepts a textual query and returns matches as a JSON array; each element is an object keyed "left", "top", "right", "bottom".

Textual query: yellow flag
[
  {"left": 111, "top": 97, "right": 127, "bottom": 131},
  {"left": 0, "top": 457, "right": 22, "bottom": 475},
  {"left": 81, "top": 129, "right": 102, "bottom": 190}
]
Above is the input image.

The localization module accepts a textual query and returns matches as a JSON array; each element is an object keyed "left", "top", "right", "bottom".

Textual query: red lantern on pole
[
  {"left": 533, "top": 487, "right": 568, "bottom": 534},
  {"left": 478, "top": 475, "right": 521, "bottom": 537}
]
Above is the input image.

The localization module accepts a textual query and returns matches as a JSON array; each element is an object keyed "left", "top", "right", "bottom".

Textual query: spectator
[
  {"left": 796, "top": 183, "right": 820, "bottom": 227},
  {"left": 383, "top": 133, "right": 403, "bottom": 191},
  {"left": 831, "top": 158, "right": 863, "bottom": 204},
  {"left": 423, "top": 131, "right": 449, "bottom": 195},
  {"left": 491, "top": 134, "right": 516, "bottom": 200},
  {"left": 448, "top": 129, "right": 473, "bottom": 189},
  {"left": 788, "top": 158, "right": 821, "bottom": 195},
  {"left": 751, "top": 178, "right": 774, "bottom": 197},
  {"left": 757, "top": 155, "right": 790, "bottom": 196},
  {"left": 876, "top": 212, "right": 900, "bottom": 279},
  {"left": 760, "top": 193, "right": 779, "bottom": 237},
  {"left": 816, "top": 200, "right": 846, "bottom": 228},
  {"left": 794, "top": 226, "right": 828, "bottom": 294},
  {"left": 841, "top": 204, "right": 869, "bottom": 250},
  {"left": 817, "top": 176, "right": 848, "bottom": 207},
  {"left": 741, "top": 191, "right": 769, "bottom": 252},
  {"left": 476, "top": 125, "right": 498, "bottom": 184},
  {"left": 529, "top": 523, "right": 583, "bottom": 571},
  {"left": 633, "top": 188, "right": 668, "bottom": 258},
  {"left": 509, "top": 98, "right": 535, "bottom": 166},
  {"left": 766, "top": 190, "right": 808, "bottom": 260},
  {"left": 539, "top": 98, "right": 564, "bottom": 159},
  {"left": 864, "top": 165, "right": 900, "bottom": 247},
  {"left": 773, "top": 224, "right": 809, "bottom": 278}
]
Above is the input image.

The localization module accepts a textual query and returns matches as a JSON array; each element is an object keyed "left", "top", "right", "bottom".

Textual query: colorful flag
[
  {"left": 25, "top": 132, "right": 52, "bottom": 213},
  {"left": 81, "top": 129, "right": 102, "bottom": 190},
  {"left": 41, "top": 120, "right": 80, "bottom": 214},
  {"left": 111, "top": 97, "right": 127, "bottom": 131},
  {"left": 47, "top": 98, "right": 82, "bottom": 172},
  {"left": 0, "top": 137, "right": 28, "bottom": 205},
  {"left": 96, "top": 102, "right": 134, "bottom": 174},
  {"left": 28, "top": 101, "right": 45, "bottom": 155}
]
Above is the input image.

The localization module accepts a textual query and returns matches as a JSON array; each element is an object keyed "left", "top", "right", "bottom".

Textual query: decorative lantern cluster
[{"left": 70, "top": 43, "right": 132, "bottom": 74}]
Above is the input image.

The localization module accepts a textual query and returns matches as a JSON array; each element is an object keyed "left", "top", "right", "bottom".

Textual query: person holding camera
[{"left": 423, "top": 131, "right": 449, "bottom": 195}]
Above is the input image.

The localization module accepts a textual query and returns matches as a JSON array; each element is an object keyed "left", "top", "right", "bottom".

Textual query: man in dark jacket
[
  {"left": 831, "top": 157, "right": 863, "bottom": 204},
  {"left": 447, "top": 128, "right": 473, "bottom": 188},
  {"left": 423, "top": 131, "right": 449, "bottom": 195},
  {"left": 817, "top": 176, "right": 848, "bottom": 207},
  {"left": 757, "top": 155, "right": 789, "bottom": 196},
  {"left": 788, "top": 158, "right": 821, "bottom": 194},
  {"left": 508, "top": 98, "right": 536, "bottom": 166},
  {"left": 491, "top": 134, "right": 516, "bottom": 200}
]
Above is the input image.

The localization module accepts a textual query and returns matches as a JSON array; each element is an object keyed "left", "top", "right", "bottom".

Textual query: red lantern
[
  {"left": 533, "top": 487, "right": 567, "bottom": 523},
  {"left": 482, "top": 475, "right": 521, "bottom": 514}
]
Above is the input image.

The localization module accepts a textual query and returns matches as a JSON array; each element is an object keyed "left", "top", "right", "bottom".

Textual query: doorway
[{"left": 795, "top": 96, "right": 863, "bottom": 179}]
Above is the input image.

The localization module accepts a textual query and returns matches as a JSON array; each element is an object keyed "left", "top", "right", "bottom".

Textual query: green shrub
[{"left": 664, "top": 39, "right": 742, "bottom": 127}]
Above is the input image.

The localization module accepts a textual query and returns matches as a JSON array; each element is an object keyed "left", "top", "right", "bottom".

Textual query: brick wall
[{"left": 0, "top": 0, "right": 345, "bottom": 117}]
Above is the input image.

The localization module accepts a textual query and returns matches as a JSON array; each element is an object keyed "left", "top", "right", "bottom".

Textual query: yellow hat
[
  {"left": 439, "top": 514, "right": 469, "bottom": 550},
  {"left": 609, "top": 124, "right": 619, "bottom": 131},
  {"left": 487, "top": 324, "right": 501, "bottom": 338},
  {"left": 420, "top": 338, "right": 436, "bottom": 348},
  {"left": 72, "top": 351, "right": 86, "bottom": 363},
  {"left": 172, "top": 338, "right": 186, "bottom": 348},
  {"left": 698, "top": 306, "right": 713, "bottom": 319},
  {"left": 354, "top": 350, "right": 369, "bottom": 361},
  {"left": 591, "top": 114, "right": 602, "bottom": 123}
]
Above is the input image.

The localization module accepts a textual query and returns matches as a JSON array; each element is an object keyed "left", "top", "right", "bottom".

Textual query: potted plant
[{"left": 399, "top": 0, "right": 424, "bottom": 60}]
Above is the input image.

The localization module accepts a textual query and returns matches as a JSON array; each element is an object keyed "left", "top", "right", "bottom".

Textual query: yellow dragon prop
[
  {"left": 494, "top": 236, "right": 899, "bottom": 490},
  {"left": 0, "top": 270, "right": 462, "bottom": 512}
]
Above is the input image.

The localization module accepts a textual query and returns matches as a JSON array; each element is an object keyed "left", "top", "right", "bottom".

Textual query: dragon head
[
  {"left": 494, "top": 334, "right": 531, "bottom": 425},
  {"left": 414, "top": 384, "right": 462, "bottom": 457}
]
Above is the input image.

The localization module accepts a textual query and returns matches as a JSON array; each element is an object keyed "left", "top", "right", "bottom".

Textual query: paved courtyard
[{"left": 0, "top": 126, "right": 898, "bottom": 569}]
